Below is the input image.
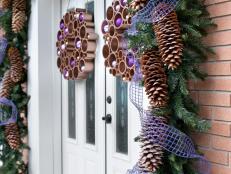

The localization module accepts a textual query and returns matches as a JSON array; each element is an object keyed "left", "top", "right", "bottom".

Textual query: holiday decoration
[
  {"left": 153, "top": 10, "right": 183, "bottom": 70},
  {"left": 141, "top": 49, "right": 169, "bottom": 107},
  {"left": 56, "top": 8, "right": 98, "bottom": 80},
  {"left": 101, "top": 0, "right": 135, "bottom": 81},
  {"left": 0, "top": 0, "right": 12, "bottom": 9},
  {"left": 0, "top": 1, "right": 29, "bottom": 173},
  {"left": 12, "top": 0, "right": 27, "bottom": 33},
  {"left": 0, "top": 37, "right": 8, "bottom": 64},
  {"left": 129, "top": 0, "right": 148, "bottom": 13}
]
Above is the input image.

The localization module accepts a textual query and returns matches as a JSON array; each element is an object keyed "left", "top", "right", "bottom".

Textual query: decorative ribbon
[
  {"left": 127, "top": 63, "right": 210, "bottom": 174},
  {"left": 0, "top": 97, "right": 18, "bottom": 126},
  {"left": 127, "top": 0, "right": 180, "bottom": 35},
  {"left": 0, "top": 37, "right": 8, "bottom": 64}
]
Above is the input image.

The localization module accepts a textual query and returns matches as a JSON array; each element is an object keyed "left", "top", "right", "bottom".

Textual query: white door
[{"left": 61, "top": 0, "right": 140, "bottom": 174}]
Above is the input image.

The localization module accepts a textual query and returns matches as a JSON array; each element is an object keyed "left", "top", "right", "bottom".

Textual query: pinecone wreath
[
  {"left": 0, "top": 70, "right": 21, "bottom": 150},
  {"left": 12, "top": 0, "right": 27, "bottom": 33},
  {"left": 8, "top": 47, "right": 24, "bottom": 82},
  {"left": 141, "top": 49, "right": 169, "bottom": 108},
  {"left": 153, "top": 10, "right": 183, "bottom": 70},
  {"left": 0, "top": 0, "right": 12, "bottom": 9},
  {"left": 129, "top": 0, "right": 148, "bottom": 12},
  {"left": 138, "top": 116, "right": 168, "bottom": 172}
]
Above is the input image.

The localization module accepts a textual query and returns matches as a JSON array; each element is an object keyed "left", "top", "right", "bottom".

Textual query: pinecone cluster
[
  {"left": 4, "top": 123, "right": 20, "bottom": 150},
  {"left": 129, "top": 0, "right": 148, "bottom": 12},
  {"left": 0, "top": 0, "right": 11, "bottom": 9},
  {"left": 141, "top": 49, "right": 169, "bottom": 107},
  {"left": 8, "top": 47, "right": 24, "bottom": 82},
  {"left": 153, "top": 10, "right": 183, "bottom": 70},
  {"left": 0, "top": 70, "right": 15, "bottom": 98},
  {"left": 12, "top": 0, "right": 27, "bottom": 33}
]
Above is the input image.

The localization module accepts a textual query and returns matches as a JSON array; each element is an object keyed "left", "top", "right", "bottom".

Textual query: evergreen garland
[
  {"left": 0, "top": 0, "right": 30, "bottom": 173},
  {"left": 127, "top": 0, "right": 215, "bottom": 173}
]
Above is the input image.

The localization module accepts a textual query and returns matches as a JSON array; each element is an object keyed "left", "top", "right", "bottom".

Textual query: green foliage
[
  {"left": 128, "top": 0, "right": 215, "bottom": 173},
  {"left": 0, "top": 1, "right": 31, "bottom": 173}
]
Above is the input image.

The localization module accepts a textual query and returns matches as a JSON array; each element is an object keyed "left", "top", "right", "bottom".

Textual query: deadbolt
[{"left": 106, "top": 96, "right": 112, "bottom": 104}]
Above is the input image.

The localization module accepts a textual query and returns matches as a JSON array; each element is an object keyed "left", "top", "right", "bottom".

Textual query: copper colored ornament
[
  {"left": 0, "top": 0, "right": 12, "bottom": 9},
  {"left": 56, "top": 9, "right": 98, "bottom": 80},
  {"left": 8, "top": 47, "right": 24, "bottom": 83},
  {"left": 12, "top": 0, "right": 27, "bottom": 33},
  {"left": 141, "top": 49, "right": 169, "bottom": 107},
  {"left": 153, "top": 10, "right": 183, "bottom": 70},
  {"left": 129, "top": 0, "right": 148, "bottom": 13},
  {"left": 101, "top": 0, "right": 135, "bottom": 81}
]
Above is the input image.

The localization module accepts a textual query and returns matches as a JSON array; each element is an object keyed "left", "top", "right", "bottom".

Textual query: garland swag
[
  {"left": 0, "top": 0, "right": 30, "bottom": 173},
  {"left": 127, "top": 0, "right": 215, "bottom": 173}
]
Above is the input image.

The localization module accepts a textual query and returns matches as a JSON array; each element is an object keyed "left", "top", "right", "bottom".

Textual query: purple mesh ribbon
[
  {"left": 127, "top": 63, "right": 210, "bottom": 174},
  {"left": 0, "top": 37, "right": 7, "bottom": 64},
  {"left": 127, "top": 0, "right": 180, "bottom": 35},
  {"left": 0, "top": 97, "right": 18, "bottom": 126}
]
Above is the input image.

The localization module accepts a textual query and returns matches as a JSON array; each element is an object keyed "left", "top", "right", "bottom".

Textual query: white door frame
[{"left": 28, "top": 0, "right": 62, "bottom": 174}]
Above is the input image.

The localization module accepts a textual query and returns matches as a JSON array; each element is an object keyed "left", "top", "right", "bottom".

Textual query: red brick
[
  {"left": 207, "top": 1, "right": 231, "bottom": 18},
  {"left": 199, "top": 106, "right": 213, "bottom": 119},
  {"left": 212, "top": 136, "right": 231, "bottom": 151},
  {"left": 200, "top": 62, "right": 231, "bottom": 76},
  {"left": 211, "top": 164, "right": 231, "bottom": 174},
  {"left": 208, "top": 121, "right": 231, "bottom": 136},
  {"left": 192, "top": 133, "right": 211, "bottom": 147},
  {"left": 200, "top": 148, "right": 229, "bottom": 165},
  {"left": 199, "top": 92, "right": 231, "bottom": 106},
  {"left": 195, "top": 77, "right": 231, "bottom": 91},
  {"left": 208, "top": 46, "right": 231, "bottom": 61},
  {"left": 214, "top": 107, "right": 231, "bottom": 121},
  {"left": 203, "top": 31, "right": 231, "bottom": 46},
  {"left": 205, "top": 0, "right": 230, "bottom": 6}
]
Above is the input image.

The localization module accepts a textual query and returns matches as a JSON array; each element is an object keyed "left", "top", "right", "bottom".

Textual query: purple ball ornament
[
  {"left": 120, "top": 0, "right": 127, "bottom": 6},
  {"left": 104, "top": 25, "right": 109, "bottom": 33},
  {"left": 64, "top": 27, "right": 69, "bottom": 35},
  {"left": 70, "top": 58, "right": 76, "bottom": 68},
  {"left": 126, "top": 52, "right": 135, "bottom": 67},
  {"left": 63, "top": 68, "right": 69, "bottom": 79},
  {"left": 60, "top": 20, "right": 65, "bottom": 30},
  {"left": 76, "top": 40, "right": 81, "bottom": 49},
  {"left": 115, "top": 18, "right": 123, "bottom": 27}
]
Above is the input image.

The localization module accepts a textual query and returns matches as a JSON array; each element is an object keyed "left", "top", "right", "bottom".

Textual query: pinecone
[
  {"left": 12, "top": 0, "right": 26, "bottom": 11},
  {"left": 0, "top": 70, "right": 15, "bottom": 98},
  {"left": 0, "top": 0, "right": 12, "bottom": 9},
  {"left": 141, "top": 49, "right": 169, "bottom": 107},
  {"left": 129, "top": 0, "right": 148, "bottom": 12},
  {"left": 153, "top": 10, "right": 183, "bottom": 70},
  {"left": 8, "top": 47, "right": 24, "bottom": 82},
  {"left": 4, "top": 123, "right": 20, "bottom": 150},
  {"left": 12, "top": 10, "right": 26, "bottom": 33},
  {"left": 138, "top": 137, "right": 164, "bottom": 172}
]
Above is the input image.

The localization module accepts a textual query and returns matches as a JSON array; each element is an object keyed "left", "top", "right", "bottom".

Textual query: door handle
[{"left": 102, "top": 114, "right": 112, "bottom": 124}]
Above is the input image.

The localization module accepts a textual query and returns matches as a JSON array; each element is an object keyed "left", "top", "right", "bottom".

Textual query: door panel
[{"left": 62, "top": 0, "right": 105, "bottom": 174}]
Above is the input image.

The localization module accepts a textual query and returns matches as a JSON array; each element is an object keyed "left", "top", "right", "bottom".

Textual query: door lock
[
  {"left": 106, "top": 96, "right": 112, "bottom": 104},
  {"left": 102, "top": 114, "right": 112, "bottom": 124}
]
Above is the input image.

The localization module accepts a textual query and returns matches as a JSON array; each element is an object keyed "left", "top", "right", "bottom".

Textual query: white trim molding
[{"left": 28, "top": 0, "right": 62, "bottom": 174}]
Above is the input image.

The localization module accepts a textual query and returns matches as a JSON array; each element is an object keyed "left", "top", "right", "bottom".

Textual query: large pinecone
[
  {"left": 153, "top": 10, "right": 183, "bottom": 70},
  {"left": 12, "top": 0, "right": 26, "bottom": 33},
  {"left": 141, "top": 49, "right": 169, "bottom": 107},
  {"left": 129, "top": 0, "right": 148, "bottom": 12},
  {"left": 0, "top": 70, "right": 15, "bottom": 98},
  {"left": 8, "top": 47, "right": 24, "bottom": 82},
  {"left": 0, "top": 0, "right": 11, "bottom": 9},
  {"left": 5, "top": 123, "right": 21, "bottom": 150}
]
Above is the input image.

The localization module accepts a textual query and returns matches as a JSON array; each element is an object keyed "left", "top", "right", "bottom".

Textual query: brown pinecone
[
  {"left": 8, "top": 47, "right": 24, "bottom": 82},
  {"left": 153, "top": 10, "right": 183, "bottom": 70},
  {"left": 12, "top": 0, "right": 26, "bottom": 11},
  {"left": 0, "top": 0, "right": 12, "bottom": 9},
  {"left": 5, "top": 123, "right": 20, "bottom": 150},
  {"left": 129, "top": 0, "right": 148, "bottom": 12},
  {"left": 0, "top": 70, "right": 15, "bottom": 98},
  {"left": 141, "top": 49, "right": 169, "bottom": 107},
  {"left": 12, "top": 10, "right": 26, "bottom": 33}
]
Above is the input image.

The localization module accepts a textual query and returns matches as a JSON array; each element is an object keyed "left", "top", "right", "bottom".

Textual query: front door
[{"left": 61, "top": 0, "right": 140, "bottom": 174}]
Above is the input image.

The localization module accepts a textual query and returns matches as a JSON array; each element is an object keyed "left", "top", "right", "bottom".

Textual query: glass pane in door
[
  {"left": 116, "top": 77, "right": 128, "bottom": 154},
  {"left": 68, "top": 80, "right": 76, "bottom": 139},
  {"left": 86, "top": 70, "right": 95, "bottom": 145}
]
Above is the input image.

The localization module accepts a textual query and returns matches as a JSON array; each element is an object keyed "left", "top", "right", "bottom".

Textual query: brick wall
[{"left": 190, "top": 0, "right": 231, "bottom": 173}]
